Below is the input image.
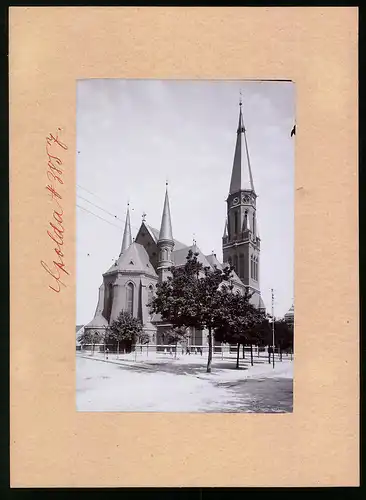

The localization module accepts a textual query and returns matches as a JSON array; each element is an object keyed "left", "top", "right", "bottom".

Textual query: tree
[
  {"left": 273, "top": 319, "right": 293, "bottom": 360},
  {"left": 137, "top": 331, "right": 150, "bottom": 344},
  {"left": 149, "top": 250, "right": 232, "bottom": 373},
  {"left": 246, "top": 317, "right": 272, "bottom": 366},
  {"left": 214, "top": 286, "right": 268, "bottom": 369},
  {"left": 107, "top": 310, "right": 143, "bottom": 354},
  {"left": 77, "top": 329, "right": 104, "bottom": 355},
  {"left": 164, "top": 326, "right": 188, "bottom": 358}
]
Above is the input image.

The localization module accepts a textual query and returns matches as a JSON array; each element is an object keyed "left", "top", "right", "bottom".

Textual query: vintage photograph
[{"left": 76, "top": 79, "right": 295, "bottom": 412}]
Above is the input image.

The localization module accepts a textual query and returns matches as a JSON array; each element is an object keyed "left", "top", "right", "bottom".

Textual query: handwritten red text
[{"left": 40, "top": 128, "right": 69, "bottom": 293}]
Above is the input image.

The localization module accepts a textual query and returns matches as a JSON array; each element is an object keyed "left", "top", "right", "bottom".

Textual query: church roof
[
  {"left": 229, "top": 102, "right": 255, "bottom": 194},
  {"left": 173, "top": 244, "right": 212, "bottom": 268},
  {"left": 105, "top": 242, "right": 158, "bottom": 277},
  {"left": 76, "top": 325, "right": 84, "bottom": 345},
  {"left": 85, "top": 314, "right": 108, "bottom": 328},
  {"left": 205, "top": 253, "right": 244, "bottom": 286},
  {"left": 145, "top": 224, "right": 187, "bottom": 251},
  {"left": 250, "top": 292, "right": 266, "bottom": 311},
  {"left": 205, "top": 253, "right": 220, "bottom": 268},
  {"left": 284, "top": 304, "right": 294, "bottom": 320}
]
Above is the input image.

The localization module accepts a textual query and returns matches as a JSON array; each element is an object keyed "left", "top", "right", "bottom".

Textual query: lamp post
[{"left": 271, "top": 288, "right": 275, "bottom": 369}]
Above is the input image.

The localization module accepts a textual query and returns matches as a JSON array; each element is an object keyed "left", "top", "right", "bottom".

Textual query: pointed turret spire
[
  {"left": 120, "top": 203, "right": 132, "bottom": 256},
  {"left": 223, "top": 218, "right": 228, "bottom": 238},
  {"left": 158, "top": 183, "right": 174, "bottom": 242},
  {"left": 229, "top": 98, "right": 255, "bottom": 194}
]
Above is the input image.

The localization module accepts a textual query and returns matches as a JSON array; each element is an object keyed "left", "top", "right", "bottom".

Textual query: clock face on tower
[
  {"left": 242, "top": 194, "right": 251, "bottom": 204},
  {"left": 232, "top": 197, "right": 239, "bottom": 206}
]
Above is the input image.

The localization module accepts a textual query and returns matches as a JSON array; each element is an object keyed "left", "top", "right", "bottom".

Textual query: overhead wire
[
  {"left": 77, "top": 194, "right": 124, "bottom": 222},
  {"left": 76, "top": 184, "right": 142, "bottom": 231},
  {"left": 76, "top": 204, "right": 123, "bottom": 229}
]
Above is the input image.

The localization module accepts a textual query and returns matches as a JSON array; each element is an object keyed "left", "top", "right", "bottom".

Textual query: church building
[{"left": 84, "top": 100, "right": 266, "bottom": 349}]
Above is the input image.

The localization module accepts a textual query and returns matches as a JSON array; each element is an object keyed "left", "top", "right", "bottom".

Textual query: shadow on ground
[
  {"left": 113, "top": 358, "right": 268, "bottom": 376},
  {"left": 209, "top": 377, "right": 293, "bottom": 413}
]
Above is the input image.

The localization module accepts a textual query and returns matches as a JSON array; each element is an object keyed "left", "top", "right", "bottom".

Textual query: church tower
[
  {"left": 157, "top": 183, "right": 175, "bottom": 282},
  {"left": 222, "top": 98, "right": 261, "bottom": 293}
]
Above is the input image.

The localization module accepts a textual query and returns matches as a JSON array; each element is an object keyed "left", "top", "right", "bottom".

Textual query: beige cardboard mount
[{"left": 10, "top": 7, "right": 358, "bottom": 487}]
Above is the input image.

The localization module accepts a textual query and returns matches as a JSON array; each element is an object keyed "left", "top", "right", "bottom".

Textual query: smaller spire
[
  {"left": 223, "top": 219, "right": 228, "bottom": 238},
  {"left": 158, "top": 184, "right": 174, "bottom": 242},
  {"left": 120, "top": 202, "right": 132, "bottom": 256},
  {"left": 142, "top": 212, "right": 147, "bottom": 222}
]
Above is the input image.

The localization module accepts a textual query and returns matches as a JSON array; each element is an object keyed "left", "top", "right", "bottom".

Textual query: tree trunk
[
  {"left": 250, "top": 344, "right": 253, "bottom": 366},
  {"left": 117, "top": 340, "right": 120, "bottom": 359},
  {"left": 206, "top": 327, "right": 213, "bottom": 373},
  {"left": 175, "top": 342, "right": 177, "bottom": 358},
  {"left": 242, "top": 344, "right": 245, "bottom": 359},
  {"left": 258, "top": 345, "right": 260, "bottom": 357},
  {"left": 268, "top": 346, "right": 271, "bottom": 364},
  {"left": 280, "top": 344, "right": 283, "bottom": 361},
  {"left": 236, "top": 342, "right": 240, "bottom": 369}
]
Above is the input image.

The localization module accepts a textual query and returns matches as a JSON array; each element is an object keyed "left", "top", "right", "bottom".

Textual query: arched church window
[
  {"left": 228, "top": 256, "right": 232, "bottom": 268},
  {"left": 233, "top": 255, "right": 238, "bottom": 274},
  {"left": 244, "top": 211, "right": 248, "bottom": 231},
  {"left": 239, "top": 254, "right": 244, "bottom": 278},
  {"left": 148, "top": 285, "right": 154, "bottom": 304},
  {"left": 104, "top": 283, "right": 114, "bottom": 322},
  {"left": 126, "top": 282, "right": 134, "bottom": 315},
  {"left": 234, "top": 211, "right": 238, "bottom": 235},
  {"left": 252, "top": 257, "right": 257, "bottom": 281},
  {"left": 250, "top": 256, "right": 254, "bottom": 279},
  {"left": 252, "top": 214, "right": 256, "bottom": 236},
  {"left": 161, "top": 247, "right": 168, "bottom": 261},
  {"left": 147, "top": 285, "right": 154, "bottom": 320}
]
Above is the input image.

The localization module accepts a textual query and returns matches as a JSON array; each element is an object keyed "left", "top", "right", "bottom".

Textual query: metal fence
[{"left": 77, "top": 343, "right": 293, "bottom": 361}]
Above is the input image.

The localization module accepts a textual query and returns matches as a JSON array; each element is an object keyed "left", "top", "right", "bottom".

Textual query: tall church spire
[
  {"left": 157, "top": 183, "right": 174, "bottom": 282},
  {"left": 120, "top": 203, "right": 132, "bottom": 256},
  {"left": 158, "top": 183, "right": 174, "bottom": 243},
  {"left": 223, "top": 98, "right": 261, "bottom": 294},
  {"left": 229, "top": 98, "right": 255, "bottom": 194}
]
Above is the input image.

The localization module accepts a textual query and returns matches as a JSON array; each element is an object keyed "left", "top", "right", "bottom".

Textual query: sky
[{"left": 76, "top": 79, "right": 295, "bottom": 325}]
